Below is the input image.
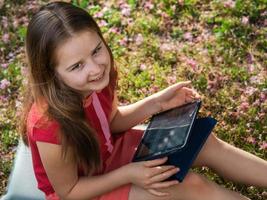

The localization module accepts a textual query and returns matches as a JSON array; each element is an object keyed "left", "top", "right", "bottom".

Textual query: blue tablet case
[{"left": 167, "top": 117, "right": 217, "bottom": 182}]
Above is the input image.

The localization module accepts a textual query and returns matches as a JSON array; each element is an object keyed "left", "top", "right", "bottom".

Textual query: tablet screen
[{"left": 134, "top": 101, "right": 201, "bottom": 161}]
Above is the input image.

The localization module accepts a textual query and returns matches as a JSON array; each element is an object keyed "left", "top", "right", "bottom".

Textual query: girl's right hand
[{"left": 122, "top": 157, "right": 180, "bottom": 197}]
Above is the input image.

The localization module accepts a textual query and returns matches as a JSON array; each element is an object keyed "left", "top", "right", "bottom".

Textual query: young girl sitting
[{"left": 20, "top": 2, "right": 267, "bottom": 200}]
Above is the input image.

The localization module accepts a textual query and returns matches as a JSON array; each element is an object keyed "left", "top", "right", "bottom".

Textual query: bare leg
[
  {"left": 129, "top": 172, "right": 249, "bottom": 200},
  {"left": 194, "top": 134, "right": 267, "bottom": 187}
]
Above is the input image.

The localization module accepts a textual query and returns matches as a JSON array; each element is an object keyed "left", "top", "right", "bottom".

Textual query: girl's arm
[
  {"left": 110, "top": 81, "right": 200, "bottom": 133},
  {"left": 109, "top": 93, "right": 160, "bottom": 133},
  {"left": 37, "top": 142, "right": 179, "bottom": 199},
  {"left": 37, "top": 142, "right": 127, "bottom": 199}
]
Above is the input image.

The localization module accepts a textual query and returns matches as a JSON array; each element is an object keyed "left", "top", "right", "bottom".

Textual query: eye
[
  {"left": 93, "top": 46, "right": 102, "bottom": 56},
  {"left": 71, "top": 63, "right": 83, "bottom": 71}
]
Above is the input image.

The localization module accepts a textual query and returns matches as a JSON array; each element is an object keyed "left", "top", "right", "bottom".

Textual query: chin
[{"left": 92, "top": 78, "right": 110, "bottom": 92}]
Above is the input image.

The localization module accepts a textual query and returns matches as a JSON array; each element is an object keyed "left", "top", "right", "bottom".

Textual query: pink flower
[
  {"left": 127, "top": 18, "right": 134, "bottom": 26},
  {"left": 247, "top": 53, "right": 254, "bottom": 64},
  {"left": 259, "top": 142, "right": 267, "bottom": 150},
  {"left": 167, "top": 76, "right": 177, "bottom": 84},
  {"left": 224, "top": 0, "right": 235, "bottom": 8},
  {"left": 252, "top": 99, "right": 260, "bottom": 107},
  {"left": 261, "top": 11, "right": 267, "bottom": 17},
  {"left": 121, "top": 8, "right": 131, "bottom": 16},
  {"left": 186, "top": 58, "right": 198, "bottom": 71},
  {"left": 2, "top": 33, "right": 10, "bottom": 43},
  {"left": 140, "top": 64, "right": 147, "bottom": 71},
  {"left": 260, "top": 92, "right": 267, "bottom": 102},
  {"left": 12, "top": 19, "right": 19, "bottom": 28},
  {"left": 183, "top": 32, "right": 193, "bottom": 41},
  {"left": 98, "top": 20, "right": 108, "bottom": 27},
  {"left": 239, "top": 102, "right": 250, "bottom": 111},
  {"left": 1, "top": 63, "right": 8, "bottom": 69},
  {"left": 1, "top": 16, "right": 8, "bottom": 29},
  {"left": 144, "top": 2, "right": 154, "bottom": 10},
  {"left": 249, "top": 75, "right": 261, "bottom": 84},
  {"left": 109, "top": 27, "right": 120, "bottom": 34},
  {"left": 0, "top": 79, "right": 11, "bottom": 90},
  {"left": 135, "top": 34, "right": 144, "bottom": 46},
  {"left": 244, "top": 86, "right": 257, "bottom": 96},
  {"left": 160, "top": 43, "right": 173, "bottom": 51},
  {"left": 178, "top": 0, "right": 184, "bottom": 6},
  {"left": 94, "top": 11, "right": 104, "bottom": 18},
  {"left": 0, "top": 95, "right": 8, "bottom": 102},
  {"left": 247, "top": 64, "right": 255, "bottom": 73},
  {"left": 150, "top": 85, "right": 160, "bottom": 94},
  {"left": 258, "top": 112, "right": 265, "bottom": 119},
  {"left": 120, "top": 3, "right": 131, "bottom": 17},
  {"left": 119, "top": 37, "right": 128, "bottom": 46},
  {"left": 140, "top": 87, "right": 148, "bottom": 94},
  {"left": 245, "top": 136, "right": 256, "bottom": 144},
  {"left": 161, "top": 12, "right": 169, "bottom": 19},
  {"left": 241, "top": 16, "right": 249, "bottom": 25}
]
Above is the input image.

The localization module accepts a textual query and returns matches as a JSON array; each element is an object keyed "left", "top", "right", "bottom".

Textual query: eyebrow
[{"left": 66, "top": 41, "right": 102, "bottom": 71}]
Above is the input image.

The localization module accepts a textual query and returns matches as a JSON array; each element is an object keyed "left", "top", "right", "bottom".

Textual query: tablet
[
  {"left": 133, "top": 100, "right": 201, "bottom": 162},
  {"left": 167, "top": 117, "right": 217, "bottom": 182}
]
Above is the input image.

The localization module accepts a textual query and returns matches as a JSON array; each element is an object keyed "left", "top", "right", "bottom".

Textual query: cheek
[
  {"left": 97, "top": 49, "right": 111, "bottom": 65},
  {"left": 63, "top": 73, "right": 88, "bottom": 88}
]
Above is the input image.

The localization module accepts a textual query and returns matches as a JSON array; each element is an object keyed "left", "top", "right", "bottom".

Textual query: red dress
[{"left": 27, "top": 86, "right": 143, "bottom": 200}]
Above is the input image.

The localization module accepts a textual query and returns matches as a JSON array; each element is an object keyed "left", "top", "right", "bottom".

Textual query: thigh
[
  {"left": 128, "top": 172, "right": 212, "bottom": 200},
  {"left": 192, "top": 133, "right": 222, "bottom": 167},
  {"left": 128, "top": 184, "right": 176, "bottom": 200}
]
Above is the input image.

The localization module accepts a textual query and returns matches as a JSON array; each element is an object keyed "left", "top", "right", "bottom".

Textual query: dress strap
[{"left": 92, "top": 92, "right": 113, "bottom": 153}]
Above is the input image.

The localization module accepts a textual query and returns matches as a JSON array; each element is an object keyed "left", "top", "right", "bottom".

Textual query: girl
[{"left": 20, "top": 2, "right": 267, "bottom": 200}]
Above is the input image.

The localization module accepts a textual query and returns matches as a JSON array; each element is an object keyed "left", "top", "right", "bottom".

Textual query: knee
[
  {"left": 183, "top": 173, "right": 204, "bottom": 187},
  {"left": 205, "top": 133, "right": 224, "bottom": 150},
  {"left": 183, "top": 173, "right": 213, "bottom": 195}
]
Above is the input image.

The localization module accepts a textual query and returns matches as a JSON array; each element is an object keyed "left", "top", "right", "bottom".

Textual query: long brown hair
[{"left": 20, "top": 2, "right": 117, "bottom": 173}]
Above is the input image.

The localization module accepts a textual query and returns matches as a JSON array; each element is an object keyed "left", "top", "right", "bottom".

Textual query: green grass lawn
[{"left": 0, "top": 0, "right": 266, "bottom": 199}]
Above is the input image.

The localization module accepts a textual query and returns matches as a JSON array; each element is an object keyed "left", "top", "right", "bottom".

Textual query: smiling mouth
[{"left": 90, "top": 72, "right": 104, "bottom": 82}]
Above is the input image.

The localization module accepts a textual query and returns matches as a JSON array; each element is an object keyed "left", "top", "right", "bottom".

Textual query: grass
[{"left": 0, "top": 0, "right": 266, "bottom": 199}]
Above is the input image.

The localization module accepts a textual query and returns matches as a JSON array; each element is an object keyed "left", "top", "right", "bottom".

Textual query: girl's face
[{"left": 55, "top": 30, "right": 111, "bottom": 97}]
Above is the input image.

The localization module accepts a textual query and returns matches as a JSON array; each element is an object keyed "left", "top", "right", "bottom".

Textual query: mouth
[{"left": 89, "top": 72, "right": 104, "bottom": 82}]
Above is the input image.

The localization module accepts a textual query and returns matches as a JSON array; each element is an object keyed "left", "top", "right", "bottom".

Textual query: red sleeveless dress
[{"left": 27, "top": 86, "right": 143, "bottom": 200}]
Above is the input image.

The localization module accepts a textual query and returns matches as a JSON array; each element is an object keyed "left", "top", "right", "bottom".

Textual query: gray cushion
[{"left": 0, "top": 140, "right": 45, "bottom": 200}]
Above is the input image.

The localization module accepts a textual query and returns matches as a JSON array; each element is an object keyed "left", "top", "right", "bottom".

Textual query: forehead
[{"left": 55, "top": 30, "right": 101, "bottom": 68}]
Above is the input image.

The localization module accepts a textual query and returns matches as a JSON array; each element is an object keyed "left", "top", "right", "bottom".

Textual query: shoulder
[
  {"left": 98, "top": 85, "right": 115, "bottom": 113},
  {"left": 27, "top": 103, "right": 61, "bottom": 144}
]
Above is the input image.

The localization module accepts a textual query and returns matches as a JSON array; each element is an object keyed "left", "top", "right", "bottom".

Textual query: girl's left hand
[{"left": 152, "top": 81, "right": 201, "bottom": 113}]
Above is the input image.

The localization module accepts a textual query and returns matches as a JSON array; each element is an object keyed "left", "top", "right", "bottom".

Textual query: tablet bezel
[{"left": 133, "top": 100, "right": 202, "bottom": 162}]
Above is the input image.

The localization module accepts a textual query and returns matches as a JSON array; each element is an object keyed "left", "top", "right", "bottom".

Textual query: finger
[
  {"left": 172, "top": 81, "right": 191, "bottom": 90},
  {"left": 187, "top": 90, "right": 201, "bottom": 100},
  {"left": 149, "top": 180, "right": 179, "bottom": 189},
  {"left": 150, "top": 168, "right": 180, "bottom": 183},
  {"left": 149, "top": 165, "right": 176, "bottom": 177},
  {"left": 185, "top": 96, "right": 194, "bottom": 103},
  {"left": 147, "top": 189, "right": 169, "bottom": 197},
  {"left": 190, "top": 89, "right": 201, "bottom": 99},
  {"left": 189, "top": 94, "right": 201, "bottom": 100},
  {"left": 184, "top": 87, "right": 198, "bottom": 96},
  {"left": 144, "top": 157, "right": 168, "bottom": 167}
]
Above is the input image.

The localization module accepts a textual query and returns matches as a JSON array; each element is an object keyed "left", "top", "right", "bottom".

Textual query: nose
[{"left": 84, "top": 58, "right": 101, "bottom": 76}]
